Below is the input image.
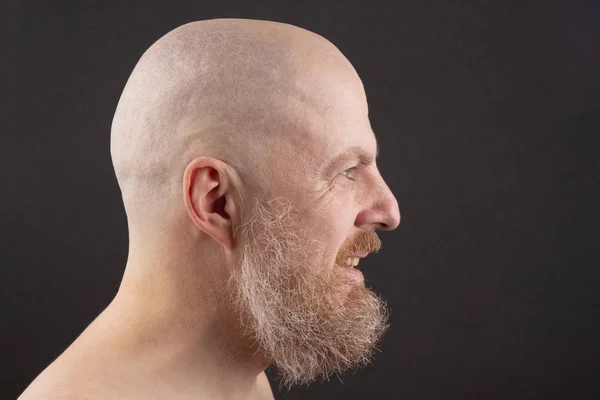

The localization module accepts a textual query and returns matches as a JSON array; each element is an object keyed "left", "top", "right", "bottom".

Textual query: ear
[{"left": 183, "top": 157, "right": 237, "bottom": 251}]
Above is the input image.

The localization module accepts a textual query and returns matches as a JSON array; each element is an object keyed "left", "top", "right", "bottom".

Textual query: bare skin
[{"left": 19, "top": 18, "right": 400, "bottom": 400}]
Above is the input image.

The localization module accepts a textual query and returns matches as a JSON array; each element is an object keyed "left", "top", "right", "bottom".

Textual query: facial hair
[{"left": 227, "top": 194, "right": 389, "bottom": 389}]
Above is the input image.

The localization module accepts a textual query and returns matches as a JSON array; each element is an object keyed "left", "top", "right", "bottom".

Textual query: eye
[{"left": 341, "top": 167, "right": 357, "bottom": 181}]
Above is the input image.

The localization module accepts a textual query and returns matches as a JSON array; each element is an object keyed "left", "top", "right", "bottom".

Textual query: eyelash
[{"left": 341, "top": 167, "right": 357, "bottom": 181}]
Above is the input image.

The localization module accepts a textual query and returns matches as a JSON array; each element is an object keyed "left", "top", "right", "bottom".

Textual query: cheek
[
  {"left": 320, "top": 214, "right": 356, "bottom": 264},
  {"left": 332, "top": 179, "right": 363, "bottom": 209},
  {"left": 294, "top": 191, "right": 357, "bottom": 259},
  {"left": 306, "top": 204, "right": 349, "bottom": 239}
]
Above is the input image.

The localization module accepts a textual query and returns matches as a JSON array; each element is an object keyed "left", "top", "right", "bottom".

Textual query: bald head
[{"left": 110, "top": 18, "right": 366, "bottom": 230}]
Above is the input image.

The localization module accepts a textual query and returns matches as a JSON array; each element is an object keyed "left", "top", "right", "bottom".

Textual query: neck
[{"left": 83, "top": 242, "right": 270, "bottom": 398}]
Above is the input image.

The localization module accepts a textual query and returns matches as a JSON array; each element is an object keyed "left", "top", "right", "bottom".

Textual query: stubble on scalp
[{"left": 227, "top": 193, "right": 389, "bottom": 389}]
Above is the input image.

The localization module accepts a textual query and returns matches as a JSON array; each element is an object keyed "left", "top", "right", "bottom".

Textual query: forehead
[
  {"left": 253, "top": 54, "right": 379, "bottom": 194},
  {"left": 284, "top": 73, "right": 377, "bottom": 170}
]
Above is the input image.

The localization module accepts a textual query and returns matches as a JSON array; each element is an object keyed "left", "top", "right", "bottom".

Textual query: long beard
[{"left": 227, "top": 194, "right": 389, "bottom": 389}]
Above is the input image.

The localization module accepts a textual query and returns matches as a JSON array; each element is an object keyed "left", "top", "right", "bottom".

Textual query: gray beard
[{"left": 227, "top": 195, "right": 389, "bottom": 389}]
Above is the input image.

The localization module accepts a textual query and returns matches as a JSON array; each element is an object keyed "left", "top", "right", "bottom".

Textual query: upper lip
[{"left": 348, "top": 252, "right": 369, "bottom": 258}]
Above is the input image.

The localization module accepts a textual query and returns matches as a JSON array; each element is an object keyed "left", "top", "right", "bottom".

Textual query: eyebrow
[{"left": 323, "top": 144, "right": 379, "bottom": 176}]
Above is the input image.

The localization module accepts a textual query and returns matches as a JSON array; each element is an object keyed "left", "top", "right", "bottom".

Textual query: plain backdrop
[{"left": 2, "top": 1, "right": 599, "bottom": 399}]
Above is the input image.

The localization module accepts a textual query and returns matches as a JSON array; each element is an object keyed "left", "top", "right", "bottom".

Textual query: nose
[{"left": 355, "top": 173, "right": 401, "bottom": 231}]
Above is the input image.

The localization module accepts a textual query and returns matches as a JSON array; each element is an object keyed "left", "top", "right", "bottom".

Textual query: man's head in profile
[{"left": 20, "top": 18, "right": 400, "bottom": 399}]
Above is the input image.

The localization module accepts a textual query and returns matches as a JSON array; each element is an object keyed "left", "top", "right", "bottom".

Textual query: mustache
[{"left": 336, "top": 230, "right": 382, "bottom": 264}]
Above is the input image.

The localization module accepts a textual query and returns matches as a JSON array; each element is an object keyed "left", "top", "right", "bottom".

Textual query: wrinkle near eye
[{"left": 313, "top": 193, "right": 335, "bottom": 217}]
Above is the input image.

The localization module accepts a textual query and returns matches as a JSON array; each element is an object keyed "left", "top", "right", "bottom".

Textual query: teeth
[{"left": 345, "top": 257, "right": 360, "bottom": 267}]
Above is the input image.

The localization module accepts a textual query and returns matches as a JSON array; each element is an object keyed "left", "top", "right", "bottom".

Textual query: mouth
[
  {"left": 342, "top": 252, "right": 369, "bottom": 268},
  {"left": 337, "top": 252, "right": 369, "bottom": 283}
]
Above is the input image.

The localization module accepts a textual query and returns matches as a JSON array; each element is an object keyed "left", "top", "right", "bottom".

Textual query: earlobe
[{"left": 183, "top": 157, "right": 235, "bottom": 251}]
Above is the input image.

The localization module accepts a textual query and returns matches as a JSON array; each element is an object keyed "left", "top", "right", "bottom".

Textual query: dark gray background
[{"left": 2, "top": 1, "right": 599, "bottom": 399}]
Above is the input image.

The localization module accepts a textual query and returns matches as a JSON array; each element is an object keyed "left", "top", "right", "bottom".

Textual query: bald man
[{"left": 18, "top": 18, "right": 400, "bottom": 400}]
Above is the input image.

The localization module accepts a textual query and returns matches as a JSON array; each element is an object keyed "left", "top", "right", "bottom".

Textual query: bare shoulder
[
  {"left": 18, "top": 381, "right": 78, "bottom": 400},
  {"left": 17, "top": 354, "right": 93, "bottom": 400},
  {"left": 256, "top": 371, "right": 275, "bottom": 400},
  {"left": 18, "top": 391, "right": 77, "bottom": 400},
  {"left": 17, "top": 371, "right": 83, "bottom": 400}
]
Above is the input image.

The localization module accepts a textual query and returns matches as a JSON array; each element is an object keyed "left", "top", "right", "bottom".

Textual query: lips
[{"left": 335, "top": 255, "right": 366, "bottom": 283}]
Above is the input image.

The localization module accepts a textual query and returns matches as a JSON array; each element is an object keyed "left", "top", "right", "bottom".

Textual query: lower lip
[{"left": 339, "top": 264, "right": 364, "bottom": 283}]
